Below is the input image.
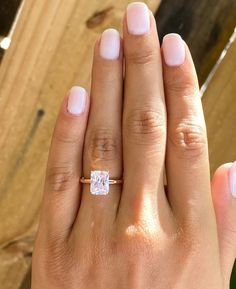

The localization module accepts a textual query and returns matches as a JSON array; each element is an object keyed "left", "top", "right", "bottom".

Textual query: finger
[
  {"left": 212, "top": 162, "right": 236, "bottom": 287},
  {"left": 76, "top": 29, "right": 123, "bottom": 232},
  {"left": 119, "top": 3, "right": 170, "bottom": 227},
  {"left": 162, "top": 34, "right": 214, "bottom": 223},
  {"left": 40, "top": 87, "right": 89, "bottom": 240}
]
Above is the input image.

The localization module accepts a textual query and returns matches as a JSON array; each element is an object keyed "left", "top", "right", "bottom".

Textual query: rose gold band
[{"left": 80, "top": 177, "right": 123, "bottom": 185}]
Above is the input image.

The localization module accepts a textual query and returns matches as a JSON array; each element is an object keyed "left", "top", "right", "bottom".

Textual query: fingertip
[
  {"left": 162, "top": 33, "right": 185, "bottom": 67},
  {"left": 161, "top": 33, "right": 196, "bottom": 72},
  {"left": 99, "top": 29, "right": 122, "bottom": 61},
  {"left": 211, "top": 163, "right": 235, "bottom": 207},
  {"left": 53, "top": 85, "right": 89, "bottom": 141},
  {"left": 161, "top": 33, "right": 199, "bottom": 93},
  {"left": 212, "top": 162, "right": 234, "bottom": 181},
  {"left": 126, "top": 2, "right": 150, "bottom": 36},
  {"left": 122, "top": 2, "right": 159, "bottom": 44},
  {"left": 66, "top": 86, "right": 88, "bottom": 116}
]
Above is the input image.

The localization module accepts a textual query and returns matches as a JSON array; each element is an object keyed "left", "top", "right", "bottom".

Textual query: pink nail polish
[
  {"left": 162, "top": 33, "right": 185, "bottom": 66},
  {"left": 67, "top": 86, "right": 87, "bottom": 116},
  {"left": 229, "top": 162, "right": 236, "bottom": 198},
  {"left": 127, "top": 2, "right": 150, "bottom": 35},
  {"left": 100, "top": 29, "right": 121, "bottom": 60}
]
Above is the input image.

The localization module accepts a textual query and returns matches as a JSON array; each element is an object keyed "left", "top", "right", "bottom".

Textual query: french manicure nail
[
  {"left": 67, "top": 86, "right": 87, "bottom": 116},
  {"left": 127, "top": 2, "right": 150, "bottom": 35},
  {"left": 162, "top": 33, "right": 185, "bottom": 66},
  {"left": 229, "top": 162, "right": 236, "bottom": 198},
  {"left": 100, "top": 29, "right": 120, "bottom": 60}
]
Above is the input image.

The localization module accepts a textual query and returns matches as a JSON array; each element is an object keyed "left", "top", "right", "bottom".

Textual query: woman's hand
[{"left": 32, "top": 2, "right": 236, "bottom": 289}]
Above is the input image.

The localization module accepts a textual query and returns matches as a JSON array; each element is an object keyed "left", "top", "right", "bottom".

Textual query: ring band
[
  {"left": 80, "top": 178, "right": 123, "bottom": 185},
  {"left": 80, "top": 170, "right": 122, "bottom": 195}
]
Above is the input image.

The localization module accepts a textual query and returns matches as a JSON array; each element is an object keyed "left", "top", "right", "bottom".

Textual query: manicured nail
[
  {"left": 67, "top": 86, "right": 87, "bottom": 115},
  {"left": 127, "top": 2, "right": 150, "bottom": 35},
  {"left": 100, "top": 29, "right": 120, "bottom": 60},
  {"left": 162, "top": 33, "right": 185, "bottom": 66},
  {"left": 229, "top": 162, "right": 236, "bottom": 198}
]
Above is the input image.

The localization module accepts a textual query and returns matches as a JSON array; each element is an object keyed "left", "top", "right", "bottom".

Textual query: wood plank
[
  {"left": 202, "top": 33, "right": 236, "bottom": 289},
  {"left": 155, "top": 0, "right": 236, "bottom": 85},
  {"left": 0, "top": 1, "right": 161, "bottom": 288},
  {"left": 202, "top": 35, "right": 236, "bottom": 174}
]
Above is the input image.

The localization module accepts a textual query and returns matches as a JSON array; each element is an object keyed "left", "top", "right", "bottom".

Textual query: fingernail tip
[
  {"left": 102, "top": 28, "right": 120, "bottom": 36},
  {"left": 70, "top": 86, "right": 87, "bottom": 94},
  {"left": 163, "top": 33, "right": 183, "bottom": 42},
  {"left": 229, "top": 161, "right": 236, "bottom": 198},
  {"left": 127, "top": 2, "right": 149, "bottom": 10}
]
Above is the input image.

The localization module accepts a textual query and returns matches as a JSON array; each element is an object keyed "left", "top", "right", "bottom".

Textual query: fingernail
[
  {"left": 100, "top": 28, "right": 120, "bottom": 60},
  {"left": 127, "top": 2, "right": 150, "bottom": 35},
  {"left": 229, "top": 162, "right": 236, "bottom": 198},
  {"left": 67, "top": 86, "right": 87, "bottom": 115},
  {"left": 162, "top": 33, "right": 185, "bottom": 66}
]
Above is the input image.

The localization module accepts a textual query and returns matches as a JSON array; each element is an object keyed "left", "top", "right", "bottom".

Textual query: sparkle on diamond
[{"left": 90, "top": 170, "right": 109, "bottom": 195}]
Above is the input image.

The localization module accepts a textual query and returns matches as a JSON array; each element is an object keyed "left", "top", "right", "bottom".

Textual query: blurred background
[{"left": 0, "top": 0, "right": 236, "bottom": 288}]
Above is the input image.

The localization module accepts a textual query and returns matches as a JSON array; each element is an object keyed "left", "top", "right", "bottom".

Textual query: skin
[{"left": 31, "top": 4, "right": 236, "bottom": 289}]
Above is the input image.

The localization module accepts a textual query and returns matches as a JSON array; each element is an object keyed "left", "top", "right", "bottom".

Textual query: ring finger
[{"left": 76, "top": 29, "right": 123, "bottom": 232}]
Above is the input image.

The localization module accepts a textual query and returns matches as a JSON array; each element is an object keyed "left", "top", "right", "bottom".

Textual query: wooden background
[{"left": 0, "top": 0, "right": 236, "bottom": 288}]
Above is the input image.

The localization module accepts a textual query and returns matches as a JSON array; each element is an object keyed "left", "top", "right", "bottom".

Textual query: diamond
[{"left": 90, "top": 170, "right": 109, "bottom": 195}]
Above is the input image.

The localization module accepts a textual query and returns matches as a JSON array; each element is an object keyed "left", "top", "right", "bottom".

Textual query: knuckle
[
  {"left": 44, "top": 238, "right": 66, "bottom": 263},
  {"left": 119, "top": 223, "right": 156, "bottom": 259},
  {"left": 169, "top": 121, "right": 207, "bottom": 159},
  {"left": 34, "top": 233, "right": 72, "bottom": 284},
  {"left": 46, "top": 165, "right": 78, "bottom": 193},
  {"left": 175, "top": 228, "right": 200, "bottom": 260},
  {"left": 88, "top": 233, "right": 111, "bottom": 264},
  {"left": 126, "top": 47, "right": 158, "bottom": 65},
  {"left": 86, "top": 128, "right": 121, "bottom": 162},
  {"left": 179, "top": 224, "right": 203, "bottom": 255},
  {"left": 43, "top": 244, "right": 74, "bottom": 286},
  {"left": 125, "top": 108, "right": 166, "bottom": 144}
]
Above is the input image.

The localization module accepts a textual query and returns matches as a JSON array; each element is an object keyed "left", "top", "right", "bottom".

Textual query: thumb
[{"left": 211, "top": 162, "right": 236, "bottom": 287}]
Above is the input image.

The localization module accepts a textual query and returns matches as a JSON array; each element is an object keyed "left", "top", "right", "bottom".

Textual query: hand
[{"left": 31, "top": 2, "right": 236, "bottom": 289}]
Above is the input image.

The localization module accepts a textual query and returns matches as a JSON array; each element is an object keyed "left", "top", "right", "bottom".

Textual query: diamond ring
[{"left": 80, "top": 170, "right": 123, "bottom": 195}]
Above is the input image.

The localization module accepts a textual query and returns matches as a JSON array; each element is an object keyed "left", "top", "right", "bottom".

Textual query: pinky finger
[{"left": 39, "top": 86, "right": 89, "bottom": 241}]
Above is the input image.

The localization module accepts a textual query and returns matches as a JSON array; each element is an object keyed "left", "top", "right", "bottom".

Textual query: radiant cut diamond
[{"left": 90, "top": 170, "right": 109, "bottom": 195}]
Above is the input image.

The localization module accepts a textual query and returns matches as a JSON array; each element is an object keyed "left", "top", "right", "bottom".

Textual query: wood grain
[
  {"left": 155, "top": 0, "right": 236, "bottom": 85},
  {"left": 203, "top": 36, "right": 236, "bottom": 174},
  {"left": 0, "top": 0, "right": 161, "bottom": 288},
  {"left": 202, "top": 35, "right": 236, "bottom": 289}
]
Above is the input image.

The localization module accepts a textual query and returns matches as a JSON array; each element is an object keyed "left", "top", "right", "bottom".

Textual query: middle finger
[{"left": 118, "top": 3, "right": 169, "bottom": 226}]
